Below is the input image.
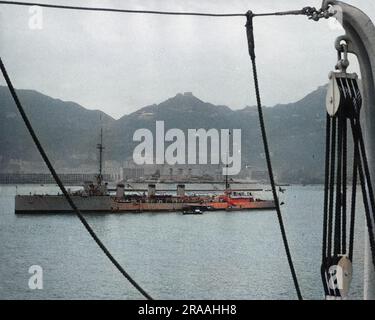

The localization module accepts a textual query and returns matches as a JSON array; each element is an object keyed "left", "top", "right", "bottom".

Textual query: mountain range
[{"left": 0, "top": 86, "right": 328, "bottom": 183}]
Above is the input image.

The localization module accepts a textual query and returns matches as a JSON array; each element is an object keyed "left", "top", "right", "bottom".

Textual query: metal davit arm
[{"left": 322, "top": 0, "right": 375, "bottom": 300}]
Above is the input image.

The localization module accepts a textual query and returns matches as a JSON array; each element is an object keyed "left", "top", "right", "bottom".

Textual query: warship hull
[
  {"left": 15, "top": 195, "right": 112, "bottom": 213},
  {"left": 15, "top": 195, "right": 275, "bottom": 213}
]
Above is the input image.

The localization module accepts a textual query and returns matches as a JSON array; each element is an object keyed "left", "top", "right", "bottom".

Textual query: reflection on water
[{"left": 0, "top": 184, "right": 366, "bottom": 299}]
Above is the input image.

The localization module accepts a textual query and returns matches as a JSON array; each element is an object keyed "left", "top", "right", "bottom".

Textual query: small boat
[
  {"left": 182, "top": 206, "right": 204, "bottom": 215},
  {"left": 225, "top": 206, "right": 238, "bottom": 212}
]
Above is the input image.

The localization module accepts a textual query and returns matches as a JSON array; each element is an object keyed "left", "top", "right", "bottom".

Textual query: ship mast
[
  {"left": 224, "top": 130, "right": 231, "bottom": 194},
  {"left": 225, "top": 154, "right": 229, "bottom": 191},
  {"left": 96, "top": 123, "right": 105, "bottom": 185}
]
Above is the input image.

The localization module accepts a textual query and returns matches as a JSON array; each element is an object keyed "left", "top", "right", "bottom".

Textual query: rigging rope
[
  {"left": 344, "top": 75, "right": 375, "bottom": 265},
  {"left": 0, "top": 1, "right": 333, "bottom": 20},
  {"left": 245, "top": 11, "right": 303, "bottom": 300},
  {"left": 321, "top": 113, "right": 331, "bottom": 295},
  {"left": 322, "top": 45, "right": 375, "bottom": 298},
  {"left": 0, "top": 58, "right": 153, "bottom": 300}
]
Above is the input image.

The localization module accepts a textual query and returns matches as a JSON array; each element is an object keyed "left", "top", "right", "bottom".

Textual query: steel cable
[
  {"left": 0, "top": 1, "right": 324, "bottom": 20},
  {"left": 0, "top": 0, "right": 245, "bottom": 17}
]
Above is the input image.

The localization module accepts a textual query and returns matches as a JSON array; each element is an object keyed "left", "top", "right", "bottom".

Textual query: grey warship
[
  {"left": 15, "top": 127, "right": 112, "bottom": 213},
  {"left": 15, "top": 128, "right": 275, "bottom": 214}
]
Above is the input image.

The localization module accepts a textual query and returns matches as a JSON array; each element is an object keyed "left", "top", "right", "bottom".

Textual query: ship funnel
[
  {"left": 148, "top": 184, "right": 156, "bottom": 197},
  {"left": 177, "top": 184, "right": 185, "bottom": 196},
  {"left": 116, "top": 183, "right": 125, "bottom": 198}
]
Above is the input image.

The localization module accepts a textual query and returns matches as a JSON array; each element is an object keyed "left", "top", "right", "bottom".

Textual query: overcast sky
[{"left": 0, "top": 0, "right": 374, "bottom": 119}]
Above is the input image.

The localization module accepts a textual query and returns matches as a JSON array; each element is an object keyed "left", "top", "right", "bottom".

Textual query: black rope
[
  {"left": 245, "top": 11, "right": 302, "bottom": 300},
  {"left": 349, "top": 140, "right": 358, "bottom": 261},
  {"left": 346, "top": 79, "right": 358, "bottom": 261},
  {"left": 356, "top": 116, "right": 375, "bottom": 218},
  {"left": 327, "top": 116, "right": 337, "bottom": 258},
  {"left": 322, "top": 113, "right": 331, "bottom": 260},
  {"left": 0, "top": 57, "right": 153, "bottom": 300},
  {"left": 325, "top": 115, "right": 337, "bottom": 297},
  {"left": 342, "top": 108, "right": 347, "bottom": 255},
  {"left": 334, "top": 107, "right": 343, "bottom": 256},
  {"left": 347, "top": 78, "right": 358, "bottom": 261},
  {"left": 339, "top": 76, "right": 375, "bottom": 268},
  {"left": 353, "top": 123, "right": 375, "bottom": 267},
  {"left": 321, "top": 75, "right": 360, "bottom": 298},
  {"left": 349, "top": 116, "right": 375, "bottom": 267},
  {"left": 321, "top": 113, "right": 331, "bottom": 295},
  {"left": 347, "top": 78, "right": 375, "bottom": 266}
]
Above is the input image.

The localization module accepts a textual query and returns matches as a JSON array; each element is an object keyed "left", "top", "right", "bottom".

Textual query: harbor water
[{"left": 0, "top": 184, "right": 366, "bottom": 299}]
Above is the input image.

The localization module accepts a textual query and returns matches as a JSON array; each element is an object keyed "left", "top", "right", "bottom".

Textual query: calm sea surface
[{"left": 0, "top": 184, "right": 367, "bottom": 300}]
